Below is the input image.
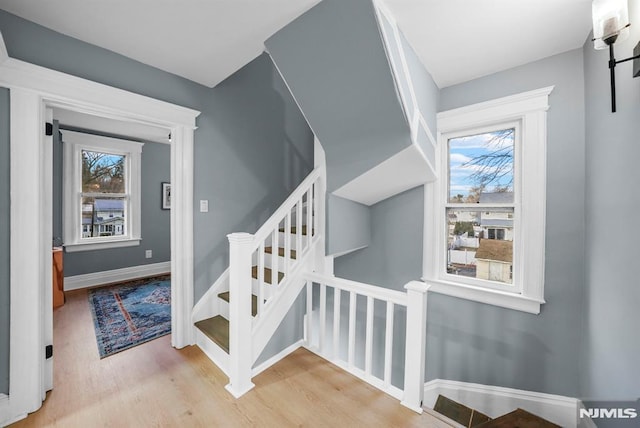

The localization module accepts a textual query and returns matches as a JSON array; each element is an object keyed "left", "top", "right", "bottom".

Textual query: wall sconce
[{"left": 592, "top": 0, "right": 640, "bottom": 112}]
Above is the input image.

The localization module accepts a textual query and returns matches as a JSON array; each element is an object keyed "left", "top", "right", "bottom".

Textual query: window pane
[
  {"left": 447, "top": 208, "right": 514, "bottom": 285},
  {"left": 81, "top": 197, "right": 126, "bottom": 238},
  {"left": 448, "top": 129, "right": 514, "bottom": 203},
  {"left": 82, "top": 150, "right": 125, "bottom": 193}
]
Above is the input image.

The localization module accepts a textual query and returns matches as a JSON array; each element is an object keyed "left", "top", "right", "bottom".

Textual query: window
[
  {"left": 63, "top": 130, "right": 143, "bottom": 252},
  {"left": 425, "top": 87, "right": 553, "bottom": 314}
]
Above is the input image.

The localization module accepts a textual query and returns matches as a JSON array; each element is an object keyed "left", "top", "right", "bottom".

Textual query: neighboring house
[
  {"left": 478, "top": 192, "right": 514, "bottom": 241},
  {"left": 475, "top": 239, "right": 513, "bottom": 283},
  {"left": 82, "top": 199, "right": 125, "bottom": 237}
]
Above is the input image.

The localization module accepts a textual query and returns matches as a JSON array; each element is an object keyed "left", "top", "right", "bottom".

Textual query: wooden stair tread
[
  {"left": 264, "top": 246, "right": 296, "bottom": 259},
  {"left": 476, "top": 408, "right": 560, "bottom": 427},
  {"left": 195, "top": 316, "right": 229, "bottom": 353},
  {"left": 251, "top": 266, "right": 284, "bottom": 284},
  {"left": 278, "top": 225, "right": 314, "bottom": 236},
  {"left": 218, "top": 291, "right": 258, "bottom": 317}
]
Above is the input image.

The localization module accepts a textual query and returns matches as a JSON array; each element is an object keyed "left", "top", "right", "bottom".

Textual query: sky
[{"left": 448, "top": 129, "right": 514, "bottom": 200}]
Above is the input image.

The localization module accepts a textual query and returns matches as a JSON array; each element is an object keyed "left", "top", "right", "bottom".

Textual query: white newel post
[
  {"left": 401, "top": 281, "right": 430, "bottom": 413},
  {"left": 225, "top": 232, "right": 255, "bottom": 398}
]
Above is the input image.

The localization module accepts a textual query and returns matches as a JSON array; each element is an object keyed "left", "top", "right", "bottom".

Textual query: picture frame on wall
[{"left": 162, "top": 182, "right": 171, "bottom": 210}]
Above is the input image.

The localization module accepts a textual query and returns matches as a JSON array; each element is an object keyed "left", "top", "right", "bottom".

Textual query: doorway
[{"left": 2, "top": 52, "right": 199, "bottom": 419}]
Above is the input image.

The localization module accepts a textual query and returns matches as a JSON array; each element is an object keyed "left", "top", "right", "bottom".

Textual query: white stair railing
[
  {"left": 226, "top": 166, "right": 325, "bottom": 398},
  {"left": 303, "top": 272, "right": 430, "bottom": 413}
]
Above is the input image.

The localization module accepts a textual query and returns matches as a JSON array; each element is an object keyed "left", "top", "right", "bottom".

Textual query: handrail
[
  {"left": 252, "top": 167, "right": 323, "bottom": 246},
  {"left": 305, "top": 272, "right": 407, "bottom": 306}
]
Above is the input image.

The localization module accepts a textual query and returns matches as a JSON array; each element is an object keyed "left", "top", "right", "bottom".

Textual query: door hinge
[
  {"left": 45, "top": 344, "right": 53, "bottom": 359},
  {"left": 45, "top": 122, "right": 53, "bottom": 136}
]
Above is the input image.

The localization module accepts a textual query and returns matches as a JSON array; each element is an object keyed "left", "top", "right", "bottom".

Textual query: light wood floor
[{"left": 10, "top": 289, "right": 450, "bottom": 427}]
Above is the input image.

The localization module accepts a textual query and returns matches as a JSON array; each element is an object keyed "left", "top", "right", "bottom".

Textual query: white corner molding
[
  {"left": 64, "top": 261, "right": 171, "bottom": 291},
  {"left": 424, "top": 379, "right": 581, "bottom": 428},
  {"left": 425, "top": 86, "right": 553, "bottom": 314},
  {"left": 1, "top": 31, "right": 199, "bottom": 424}
]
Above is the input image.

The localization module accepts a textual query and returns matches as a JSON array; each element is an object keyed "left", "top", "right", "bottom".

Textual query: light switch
[{"left": 200, "top": 200, "right": 209, "bottom": 213}]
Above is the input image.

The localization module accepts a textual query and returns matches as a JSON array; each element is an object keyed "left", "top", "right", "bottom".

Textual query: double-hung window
[
  {"left": 425, "top": 87, "right": 553, "bottom": 314},
  {"left": 63, "top": 130, "right": 143, "bottom": 252}
]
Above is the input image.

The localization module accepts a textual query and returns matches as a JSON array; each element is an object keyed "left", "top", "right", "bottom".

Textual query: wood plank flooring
[{"left": 10, "top": 288, "right": 450, "bottom": 427}]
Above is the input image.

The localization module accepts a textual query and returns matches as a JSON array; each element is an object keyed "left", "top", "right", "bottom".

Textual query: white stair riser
[
  {"left": 195, "top": 329, "right": 230, "bottom": 376},
  {"left": 251, "top": 278, "right": 277, "bottom": 298},
  {"left": 278, "top": 231, "right": 313, "bottom": 250},
  {"left": 251, "top": 252, "right": 293, "bottom": 271},
  {"left": 218, "top": 298, "right": 230, "bottom": 319}
]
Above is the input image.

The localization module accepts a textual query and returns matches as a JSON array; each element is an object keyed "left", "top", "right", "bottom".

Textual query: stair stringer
[{"left": 250, "top": 236, "right": 322, "bottom": 365}]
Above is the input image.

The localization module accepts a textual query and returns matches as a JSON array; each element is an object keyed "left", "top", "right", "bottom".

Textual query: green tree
[{"left": 453, "top": 221, "right": 474, "bottom": 237}]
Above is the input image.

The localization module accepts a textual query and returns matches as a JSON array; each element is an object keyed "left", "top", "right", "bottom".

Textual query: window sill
[
  {"left": 423, "top": 278, "right": 544, "bottom": 314},
  {"left": 64, "top": 238, "right": 141, "bottom": 253}
]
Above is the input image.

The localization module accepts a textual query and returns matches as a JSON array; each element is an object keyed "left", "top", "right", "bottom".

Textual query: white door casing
[{"left": 0, "top": 32, "right": 199, "bottom": 423}]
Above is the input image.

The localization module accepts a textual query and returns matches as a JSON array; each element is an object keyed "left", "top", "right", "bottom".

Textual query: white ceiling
[
  {"left": 0, "top": 0, "right": 592, "bottom": 89},
  {"left": 384, "top": 0, "right": 593, "bottom": 87}
]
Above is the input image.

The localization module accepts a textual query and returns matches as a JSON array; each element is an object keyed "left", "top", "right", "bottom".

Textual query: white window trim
[
  {"left": 424, "top": 86, "right": 553, "bottom": 314},
  {"left": 62, "top": 130, "right": 143, "bottom": 252}
]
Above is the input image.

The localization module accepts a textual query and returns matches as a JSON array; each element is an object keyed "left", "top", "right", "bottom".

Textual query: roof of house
[
  {"left": 95, "top": 199, "right": 124, "bottom": 211},
  {"left": 480, "top": 219, "right": 513, "bottom": 228},
  {"left": 479, "top": 192, "right": 514, "bottom": 204},
  {"left": 475, "top": 239, "right": 513, "bottom": 263}
]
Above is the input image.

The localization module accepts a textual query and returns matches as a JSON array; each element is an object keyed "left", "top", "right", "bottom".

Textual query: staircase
[
  {"left": 194, "top": 224, "right": 311, "bottom": 354},
  {"left": 191, "top": 162, "right": 430, "bottom": 413},
  {"left": 191, "top": 0, "right": 437, "bottom": 414}
]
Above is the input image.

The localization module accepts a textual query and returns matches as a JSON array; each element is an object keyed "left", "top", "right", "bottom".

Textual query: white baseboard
[
  {"left": 424, "top": 379, "right": 580, "bottom": 427},
  {"left": 0, "top": 394, "right": 27, "bottom": 427},
  {"left": 64, "top": 261, "right": 171, "bottom": 291},
  {"left": 252, "top": 340, "right": 304, "bottom": 377}
]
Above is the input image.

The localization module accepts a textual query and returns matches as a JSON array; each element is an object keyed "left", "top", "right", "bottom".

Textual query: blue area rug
[{"left": 88, "top": 275, "right": 171, "bottom": 358}]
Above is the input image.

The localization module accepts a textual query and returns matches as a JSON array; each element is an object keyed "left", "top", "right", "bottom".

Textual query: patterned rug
[{"left": 88, "top": 275, "right": 171, "bottom": 358}]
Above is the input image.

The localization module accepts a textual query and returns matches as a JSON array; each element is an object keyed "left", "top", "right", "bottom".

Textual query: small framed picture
[{"left": 162, "top": 182, "right": 171, "bottom": 210}]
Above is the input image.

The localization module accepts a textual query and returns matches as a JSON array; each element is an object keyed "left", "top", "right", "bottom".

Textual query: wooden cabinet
[{"left": 52, "top": 247, "right": 64, "bottom": 308}]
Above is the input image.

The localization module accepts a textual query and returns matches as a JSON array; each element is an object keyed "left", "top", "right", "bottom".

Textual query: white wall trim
[
  {"left": 437, "top": 86, "right": 555, "bottom": 131},
  {"left": 61, "top": 131, "right": 143, "bottom": 251},
  {"left": 64, "top": 261, "right": 171, "bottom": 291},
  {"left": 425, "top": 86, "right": 552, "bottom": 313},
  {"left": 252, "top": 340, "right": 304, "bottom": 377},
  {"left": 423, "top": 379, "right": 580, "bottom": 428},
  {"left": 0, "top": 394, "right": 27, "bottom": 428},
  {"left": 0, "top": 32, "right": 199, "bottom": 423}
]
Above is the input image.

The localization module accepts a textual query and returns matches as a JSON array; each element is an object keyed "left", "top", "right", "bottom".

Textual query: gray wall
[
  {"left": 336, "top": 48, "right": 587, "bottom": 398},
  {"left": 0, "top": 87, "right": 10, "bottom": 394},
  {"left": 326, "top": 194, "right": 371, "bottom": 256},
  {"left": 429, "top": 49, "right": 586, "bottom": 397},
  {"left": 265, "top": 0, "right": 411, "bottom": 192},
  {"left": 335, "top": 187, "right": 424, "bottom": 289},
  {"left": 0, "top": 9, "right": 313, "bottom": 390},
  {"left": 58, "top": 139, "right": 171, "bottom": 276},
  {"left": 581, "top": 1, "right": 640, "bottom": 400},
  {"left": 193, "top": 53, "right": 314, "bottom": 300}
]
